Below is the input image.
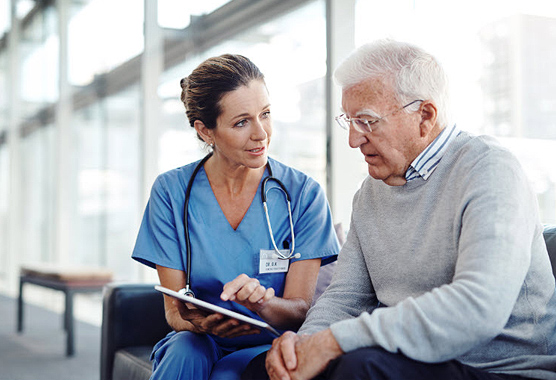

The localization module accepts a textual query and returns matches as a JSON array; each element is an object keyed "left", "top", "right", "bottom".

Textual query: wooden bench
[{"left": 17, "top": 264, "right": 113, "bottom": 356}]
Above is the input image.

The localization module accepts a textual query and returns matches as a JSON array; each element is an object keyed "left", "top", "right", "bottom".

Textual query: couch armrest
[
  {"left": 543, "top": 225, "right": 556, "bottom": 278},
  {"left": 100, "top": 283, "right": 171, "bottom": 380}
]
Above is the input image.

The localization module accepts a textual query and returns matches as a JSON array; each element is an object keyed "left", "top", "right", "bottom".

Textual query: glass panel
[
  {"left": 355, "top": 0, "right": 556, "bottom": 224},
  {"left": 68, "top": 0, "right": 144, "bottom": 86},
  {"left": 0, "top": 52, "right": 7, "bottom": 132},
  {"left": 74, "top": 86, "right": 140, "bottom": 279},
  {"left": 103, "top": 87, "right": 141, "bottom": 279},
  {"left": 0, "top": 0, "right": 10, "bottom": 36},
  {"left": 158, "top": 0, "right": 232, "bottom": 29},
  {"left": 158, "top": 0, "right": 328, "bottom": 187},
  {"left": 16, "top": 0, "right": 34, "bottom": 19},
  {"left": 20, "top": 126, "right": 56, "bottom": 263},
  {"left": 19, "top": 5, "right": 58, "bottom": 118},
  {"left": 0, "top": 145, "right": 8, "bottom": 280},
  {"left": 74, "top": 102, "right": 106, "bottom": 267}
]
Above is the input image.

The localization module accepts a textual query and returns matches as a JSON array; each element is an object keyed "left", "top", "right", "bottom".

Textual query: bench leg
[
  {"left": 65, "top": 290, "right": 74, "bottom": 357},
  {"left": 17, "top": 278, "right": 24, "bottom": 333}
]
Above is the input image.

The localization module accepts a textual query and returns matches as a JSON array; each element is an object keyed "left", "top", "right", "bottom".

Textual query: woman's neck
[{"left": 204, "top": 155, "right": 266, "bottom": 198}]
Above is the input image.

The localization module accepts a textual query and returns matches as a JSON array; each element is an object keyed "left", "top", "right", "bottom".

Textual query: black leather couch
[{"left": 100, "top": 225, "right": 556, "bottom": 380}]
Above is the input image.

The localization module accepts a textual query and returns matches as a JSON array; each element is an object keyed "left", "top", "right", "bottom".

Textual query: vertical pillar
[
  {"left": 7, "top": 0, "right": 22, "bottom": 293},
  {"left": 138, "top": 0, "right": 162, "bottom": 281},
  {"left": 54, "top": 0, "right": 76, "bottom": 264},
  {"left": 326, "top": 0, "right": 362, "bottom": 229}
]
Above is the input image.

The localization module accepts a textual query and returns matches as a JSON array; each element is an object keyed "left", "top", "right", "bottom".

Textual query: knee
[
  {"left": 153, "top": 332, "right": 219, "bottom": 368},
  {"left": 326, "top": 347, "right": 393, "bottom": 380},
  {"left": 169, "top": 332, "right": 214, "bottom": 355}
]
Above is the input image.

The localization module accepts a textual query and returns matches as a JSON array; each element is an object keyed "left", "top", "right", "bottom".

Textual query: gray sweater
[{"left": 300, "top": 132, "right": 556, "bottom": 379}]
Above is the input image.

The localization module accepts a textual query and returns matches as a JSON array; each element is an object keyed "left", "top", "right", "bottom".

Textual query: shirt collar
[{"left": 405, "top": 123, "right": 460, "bottom": 182}]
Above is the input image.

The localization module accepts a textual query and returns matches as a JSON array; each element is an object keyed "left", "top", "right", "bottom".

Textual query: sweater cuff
[{"left": 329, "top": 312, "right": 376, "bottom": 353}]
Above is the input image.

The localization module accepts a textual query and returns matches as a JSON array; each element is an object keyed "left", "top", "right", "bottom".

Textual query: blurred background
[{"left": 0, "top": 0, "right": 555, "bottom": 331}]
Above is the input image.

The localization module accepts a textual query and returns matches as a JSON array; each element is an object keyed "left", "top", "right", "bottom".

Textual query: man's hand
[
  {"left": 266, "top": 329, "right": 343, "bottom": 380},
  {"left": 266, "top": 331, "right": 300, "bottom": 380}
]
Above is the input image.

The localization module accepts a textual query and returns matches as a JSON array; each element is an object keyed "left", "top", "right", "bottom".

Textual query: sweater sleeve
[
  {"left": 329, "top": 145, "right": 539, "bottom": 363},
  {"left": 298, "top": 191, "right": 378, "bottom": 336}
]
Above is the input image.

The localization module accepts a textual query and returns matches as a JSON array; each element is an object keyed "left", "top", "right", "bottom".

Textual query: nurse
[{"left": 132, "top": 54, "right": 340, "bottom": 380}]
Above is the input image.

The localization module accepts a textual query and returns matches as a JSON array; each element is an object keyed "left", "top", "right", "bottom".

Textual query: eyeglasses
[{"left": 335, "top": 99, "right": 423, "bottom": 133}]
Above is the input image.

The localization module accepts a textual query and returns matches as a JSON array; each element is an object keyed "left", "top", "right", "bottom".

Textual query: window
[
  {"left": 158, "top": 0, "right": 328, "bottom": 186},
  {"left": 355, "top": 0, "right": 556, "bottom": 223}
]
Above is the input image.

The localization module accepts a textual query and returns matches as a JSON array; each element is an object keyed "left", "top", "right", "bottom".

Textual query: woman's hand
[
  {"left": 221, "top": 274, "right": 275, "bottom": 313},
  {"left": 173, "top": 299, "right": 260, "bottom": 338}
]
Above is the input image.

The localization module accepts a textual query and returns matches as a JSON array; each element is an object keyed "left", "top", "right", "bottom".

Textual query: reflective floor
[{"left": 0, "top": 294, "right": 100, "bottom": 380}]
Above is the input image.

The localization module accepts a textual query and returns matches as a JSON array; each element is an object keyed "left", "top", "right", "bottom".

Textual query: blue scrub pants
[
  {"left": 241, "top": 347, "right": 535, "bottom": 380},
  {"left": 150, "top": 331, "right": 271, "bottom": 380}
]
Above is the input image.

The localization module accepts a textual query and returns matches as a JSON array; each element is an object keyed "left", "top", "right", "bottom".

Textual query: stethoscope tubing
[
  {"left": 182, "top": 153, "right": 297, "bottom": 298},
  {"left": 261, "top": 176, "right": 296, "bottom": 259},
  {"left": 182, "top": 153, "right": 213, "bottom": 297}
]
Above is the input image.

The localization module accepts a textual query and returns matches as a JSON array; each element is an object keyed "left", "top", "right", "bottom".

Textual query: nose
[
  {"left": 348, "top": 125, "right": 367, "bottom": 148},
  {"left": 252, "top": 118, "right": 269, "bottom": 141}
]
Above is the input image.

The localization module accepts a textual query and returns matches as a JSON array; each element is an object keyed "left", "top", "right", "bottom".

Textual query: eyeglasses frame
[{"left": 335, "top": 99, "right": 424, "bottom": 133}]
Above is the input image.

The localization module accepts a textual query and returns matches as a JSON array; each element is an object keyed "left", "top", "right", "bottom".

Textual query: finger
[
  {"left": 198, "top": 313, "right": 225, "bottom": 331},
  {"left": 234, "top": 278, "right": 261, "bottom": 302},
  {"left": 221, "top": 323, "right": 261, "bottom": 338},
  {"left": 262, "top": 287, "right": 275, "bottom": 303},
  {"left": 266, "top": 338, "right": 291, "bottom": 380},
  {"left": 280, "top": 332, "right": 298, "bottom": 371},
  {"left": 174, "top": 300, "right": 205, "bottom": 320},
  {"left": 247, "top": 284, "right": 267, "bottom": 304},
  {"left": 210, "top": 317, "right": 240, "bottom": 336},
  {"left": 221, "top": 274, "right": 251, "bottom": 301}
]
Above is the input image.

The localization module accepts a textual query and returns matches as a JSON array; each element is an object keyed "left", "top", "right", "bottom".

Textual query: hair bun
[{"left": 180, "top": 77, "right": 188, "bottom": 89}]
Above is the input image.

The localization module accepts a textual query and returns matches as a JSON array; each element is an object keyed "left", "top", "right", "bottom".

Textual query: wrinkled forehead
[{"left": 340, "top": 77, "right": 397, "bottom": 115}]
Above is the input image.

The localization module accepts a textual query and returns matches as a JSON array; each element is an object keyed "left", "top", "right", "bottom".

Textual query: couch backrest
[{"left": 543, "top": 225, "right": 556, "bottom": 278}]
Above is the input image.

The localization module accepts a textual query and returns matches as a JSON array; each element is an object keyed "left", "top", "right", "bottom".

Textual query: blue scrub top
[{"left": 132, "top": 157, "right": 339, "bottom": 349}]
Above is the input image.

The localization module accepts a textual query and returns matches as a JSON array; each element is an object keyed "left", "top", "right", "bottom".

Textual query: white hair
[{"left": 334, "top": 39, "right": 451, "bottom": 128}]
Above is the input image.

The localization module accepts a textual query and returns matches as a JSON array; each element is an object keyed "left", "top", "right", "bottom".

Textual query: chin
[{"left": 247, "top": 155, "right": 268, "bottom": 169}]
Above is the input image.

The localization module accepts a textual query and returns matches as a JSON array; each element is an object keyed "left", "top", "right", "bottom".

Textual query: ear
[
  {"left": 194, "top": 120, "right": 213, "bottom": 145},
  {"left": 418, "top": 101, "right": 438, "bottom": 138}
]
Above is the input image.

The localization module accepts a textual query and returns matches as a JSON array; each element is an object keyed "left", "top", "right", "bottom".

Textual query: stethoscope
[{"left": 180, "top": 152, "right": 299, "bottom": 298}]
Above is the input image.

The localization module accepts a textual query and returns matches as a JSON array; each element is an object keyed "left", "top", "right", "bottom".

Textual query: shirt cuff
[{"left": 329, "top": 312, "right": 376, "bottom": 353}]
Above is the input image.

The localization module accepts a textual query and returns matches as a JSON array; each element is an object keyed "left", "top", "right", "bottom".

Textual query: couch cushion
[{"left": 112, "top": 346, "right": 153, "bottom": 380}]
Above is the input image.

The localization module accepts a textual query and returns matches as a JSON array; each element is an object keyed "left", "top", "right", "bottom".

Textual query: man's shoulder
[{"left": 449, "top": 132, "right": 518, "bottom": 167}]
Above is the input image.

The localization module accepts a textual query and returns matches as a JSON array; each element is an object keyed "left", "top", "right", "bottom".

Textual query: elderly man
[{"left": 242, "top": 39, "right": 556, "bottom": 380}]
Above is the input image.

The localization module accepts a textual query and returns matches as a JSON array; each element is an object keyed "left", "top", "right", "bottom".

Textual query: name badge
[{"left": 259, "top": 249, "right": 290, "bottom": 274}]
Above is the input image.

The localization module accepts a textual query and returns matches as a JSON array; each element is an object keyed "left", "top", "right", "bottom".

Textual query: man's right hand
[
  {"left": 266, "top": 331, "right": 300, "bottom": 380},
  {"left": 266, "top": 329, "right": 344, "bottom": 380}
]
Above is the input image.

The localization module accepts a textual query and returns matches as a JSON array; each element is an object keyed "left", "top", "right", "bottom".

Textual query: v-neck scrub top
[{"left": 132, "top": 157, "right": 340, "bottom": 348}]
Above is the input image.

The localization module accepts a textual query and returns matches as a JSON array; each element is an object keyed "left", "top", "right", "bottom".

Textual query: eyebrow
[
  {"left": 355, "top": 108, "right": 381, "bottom": 118},
  {"left": 230, "top": 103, "right": 271, "bottom": 121}
]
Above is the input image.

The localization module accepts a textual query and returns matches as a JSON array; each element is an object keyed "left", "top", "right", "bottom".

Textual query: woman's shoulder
[
  {"left": 268, "top": 157, "right": 310, "bottom": 179},
  {"left": 267, "top": 157, "right": 324, "bottom": 198},
  {"left": 152, "top": 158, "right": 205, "bottom": 194},
  {"left": 268, "top": 157, "right": 318, "bottom": 185}
]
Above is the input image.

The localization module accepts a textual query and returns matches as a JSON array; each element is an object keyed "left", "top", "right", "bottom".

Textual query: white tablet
[{"left": 154, "top": 285, "right": 280, "bottom": 337}]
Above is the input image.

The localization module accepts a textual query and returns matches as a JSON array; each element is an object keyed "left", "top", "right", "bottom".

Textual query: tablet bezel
[{"left": 154, "top": 285, "right": 280, "bottom": 337}]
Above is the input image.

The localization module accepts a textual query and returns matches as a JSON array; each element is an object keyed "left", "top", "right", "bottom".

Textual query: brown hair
[{"left": 180, "top": 54, "right": 265, "bottom": 139}]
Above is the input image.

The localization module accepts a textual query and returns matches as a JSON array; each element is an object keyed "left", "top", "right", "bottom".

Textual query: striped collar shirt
[{"left": 405, "top": 123, "right": 460, "bottom": 182}]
